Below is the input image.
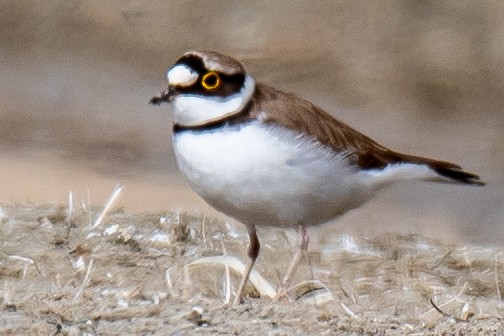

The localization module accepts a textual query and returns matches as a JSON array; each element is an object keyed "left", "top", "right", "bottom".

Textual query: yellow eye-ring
[{"left": 201, "top": 71, "right": 221, "bottom": 91}]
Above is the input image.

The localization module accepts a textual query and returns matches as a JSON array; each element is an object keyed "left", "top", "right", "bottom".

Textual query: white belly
[{"left": 173, "top": 121, "right": 372, "bottom": 228}]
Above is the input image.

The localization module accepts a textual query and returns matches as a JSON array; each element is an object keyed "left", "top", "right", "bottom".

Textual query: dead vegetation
[{"left": 1, "top": 191, "right": 504, "bottom": 335}]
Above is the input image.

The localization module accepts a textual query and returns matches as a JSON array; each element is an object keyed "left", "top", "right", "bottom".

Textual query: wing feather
[{"left": 247, "top": 84, "right": 484, "bottom": 185}]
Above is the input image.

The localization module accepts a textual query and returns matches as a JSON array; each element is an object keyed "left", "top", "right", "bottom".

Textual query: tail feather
[
  {"left": 398, "top": 153, "right": 485, "bottom": 186},
  {"left": 429, "top": 162, "right": 485, "bottom": 186},
  {"left": 356, "top": 145, "right": 485, "bottom": 186}
]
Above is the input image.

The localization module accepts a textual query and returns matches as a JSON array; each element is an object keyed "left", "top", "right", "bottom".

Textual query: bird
[{"left": 150, "top": 50, "right": 484, "bottom": 304}]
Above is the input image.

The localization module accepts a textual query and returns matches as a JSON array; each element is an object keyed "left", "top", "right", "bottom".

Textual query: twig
[
  {"left": 65, "top": 190, "right": 74, "bottom": 241},
  {"left": 202, "top": 215, "right": 207, "bottom": 249},
  {"left": 220, "top": 239, "right": 231, "bottom": 304},
  {"left": 341, "top": 302, "right": 358, "bottom": 319},
  {"left": 67, "top": 190, "right": 73, "bottom": 223},
  {"left": 165, "top": 267, "right": 175, "bottom": 297},
  {"left": 496, "top": 253, "right": 502, "bottom": 301},
  {"left": 429, "top": 298, "right": 469, "bottom": 323},
  {"left": 188, "top": 256, "right": 276, "bottom": 299},
  {"left": 8, "top": 255, "right": 43, "bottom": 277},
  {"left": 431, "top": 250, "right": 452, "bottom": 270},
  {"left": 92, "top": 185, "right": 123, "bottom": 229},
  {"left": 85, "top": 188, "right": 92, "bottom": 226},
  {"left": 73, "top": 258, "right": 94, "bottom": 303}
]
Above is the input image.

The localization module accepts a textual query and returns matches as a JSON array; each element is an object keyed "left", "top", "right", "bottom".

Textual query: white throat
[{"left": 170, "top": 75, "right": 255, "bottom": 127}]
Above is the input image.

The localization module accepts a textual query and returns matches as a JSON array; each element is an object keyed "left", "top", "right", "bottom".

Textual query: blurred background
[{"left": 1, "top": 0, "right": 503, "bottom": 243}]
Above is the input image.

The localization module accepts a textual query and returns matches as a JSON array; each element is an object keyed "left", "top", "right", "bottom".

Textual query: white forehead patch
[{"left": 167, "top": 64, "right": 198, "bottom": 87}]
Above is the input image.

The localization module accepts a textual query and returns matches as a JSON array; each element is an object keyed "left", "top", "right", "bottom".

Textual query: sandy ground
[{"left": 1, "top": 202, "right": 504, "bottom": 335}]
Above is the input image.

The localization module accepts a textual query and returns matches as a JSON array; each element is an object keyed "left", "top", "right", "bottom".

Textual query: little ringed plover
[{"left": 151, "top": 50, "right": 484, "bottom": 305}]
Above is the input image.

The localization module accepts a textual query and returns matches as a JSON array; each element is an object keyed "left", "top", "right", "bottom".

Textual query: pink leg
[
  {"left": 233, "top": 225, "right": 260, "bottom": 305},
  {"left": 274, "top": 225, "right": 309, "bottom": 300}
]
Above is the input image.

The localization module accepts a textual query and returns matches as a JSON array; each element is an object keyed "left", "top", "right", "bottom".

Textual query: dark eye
[{"left": 201, "top": 71, "right": 221, "bottom": 91}]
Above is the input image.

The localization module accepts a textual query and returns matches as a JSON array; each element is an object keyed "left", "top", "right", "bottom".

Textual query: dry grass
[{"left": 1, "top": 192, "right": 504, "bottom": 335}]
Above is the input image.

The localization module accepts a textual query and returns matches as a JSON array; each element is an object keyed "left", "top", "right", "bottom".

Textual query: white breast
[{"left": 173, "top": 121, "right": 374, "bottom": 228}]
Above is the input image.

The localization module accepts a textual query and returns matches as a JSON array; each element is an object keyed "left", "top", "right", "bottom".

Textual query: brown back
[{"left": 247, "top": 84, "right": 483, "bottom": 185}]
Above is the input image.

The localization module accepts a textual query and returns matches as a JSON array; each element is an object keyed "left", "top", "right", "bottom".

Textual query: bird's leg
[
  {"left": 274, "top": 224, "right": 309, "bottom": 300},
  {"left": 233, "top": 224, "right": 260, "bottom": 305}
]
